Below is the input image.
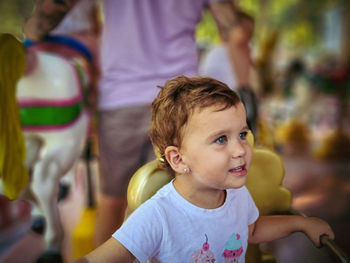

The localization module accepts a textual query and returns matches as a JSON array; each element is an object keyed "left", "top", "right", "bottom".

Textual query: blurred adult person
[{"left": 24, "top": 0, "right": 254, "bottom": 246}]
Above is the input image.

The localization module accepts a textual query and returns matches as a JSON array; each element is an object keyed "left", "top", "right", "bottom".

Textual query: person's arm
[
  {"left": 248, "top": 215, "right": 335, "bottom": 247},
  {"left": 208, "top": 1, "right": 252, "bottom": 87},
  {"left": 208, "top": 2, "right": 259, "bottom": 132},
  {"left": 24, "top": 0, "right": 80, "bottom": 41},
  {"left": 74, "top": 237, "right": 135, "bottom": 263}
]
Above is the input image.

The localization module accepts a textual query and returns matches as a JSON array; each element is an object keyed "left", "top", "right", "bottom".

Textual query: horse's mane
[{"left": 0, "top": 33, "right": 28, "bottom": 199}]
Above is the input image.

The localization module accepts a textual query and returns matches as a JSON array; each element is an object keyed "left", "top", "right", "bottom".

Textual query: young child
[{"left": 75, "top": 76, "right": 334, "bottom": 263}]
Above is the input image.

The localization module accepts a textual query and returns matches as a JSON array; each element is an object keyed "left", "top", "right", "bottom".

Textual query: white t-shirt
[{"left": 113, "top": 181, "right": 259, "bottom": 263}]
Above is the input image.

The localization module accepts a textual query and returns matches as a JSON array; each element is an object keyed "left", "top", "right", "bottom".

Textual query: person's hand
[
  {"left": 237, "top": 86, "right": 258, "bottom": 134},
  {"left": 301, "top": 216, "right": 335, "bottom": 247}
]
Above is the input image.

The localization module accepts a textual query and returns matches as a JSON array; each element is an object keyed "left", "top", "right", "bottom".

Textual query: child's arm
[
  {"left": 248, "top": 215, "right": 335, "bottom": 247},
  {"left": 74, "top": 237, "right": 135, "bottom": 263}
]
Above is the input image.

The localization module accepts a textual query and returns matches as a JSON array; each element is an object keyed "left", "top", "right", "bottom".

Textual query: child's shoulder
[
  {"left": 127, "top": 181, "right": 177, "bottom": 222},
  {"left": 226, "top": 186, "right": 252, "bottom": 201},
  {"left": 227, "top": 185, "right": 249, "bottom": 194},
  {"left": 139, "top": 180, "right": 175, "bottom": 211},
  {"left": 128, "top": 183, "right": 172, "bottom": 221},
  {"left": 150, "top": 180, "right": 174, "bottom": 200}
]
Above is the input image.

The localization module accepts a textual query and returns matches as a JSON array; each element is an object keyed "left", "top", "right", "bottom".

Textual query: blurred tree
[
  {"left": 239, "top": 0, "right": 341, "bottom": 49},
  {"left": 196, "top": 10, "right": 221, "bottom": 48}
]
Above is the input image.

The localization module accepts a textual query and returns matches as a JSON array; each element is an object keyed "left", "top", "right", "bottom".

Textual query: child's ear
[{"left": 164, "top": 146, "right": 187, "bottom": 174}]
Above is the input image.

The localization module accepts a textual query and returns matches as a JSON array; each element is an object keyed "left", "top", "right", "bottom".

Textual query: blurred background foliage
[
  {"left": 1, "top": 0, "right": 349, "bottom": 100},
  {"left": 197, "top": 0, "right": 350, "bottom": 160},
  {"left": 1, "top": 0, "right": 349, "bottom": 60},
  {"left": 2, "top": 0, "right": 349, "bottom": 113},
  {"left": 196, "top": 0, "right": 350, "bottom": 63}
]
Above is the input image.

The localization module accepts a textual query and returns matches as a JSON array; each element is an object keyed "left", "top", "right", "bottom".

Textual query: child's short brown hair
[{"left": 150, "top": 75, "right": 241, "bottom": 173}]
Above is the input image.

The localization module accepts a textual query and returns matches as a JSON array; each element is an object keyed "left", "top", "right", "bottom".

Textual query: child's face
[{"left": 180, "top": 102, "right": 252, "bottom": 190}]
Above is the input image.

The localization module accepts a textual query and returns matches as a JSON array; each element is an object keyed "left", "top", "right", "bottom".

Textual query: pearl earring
[{"left": 184, "top": 168, "right": 188, "bottom": 173}]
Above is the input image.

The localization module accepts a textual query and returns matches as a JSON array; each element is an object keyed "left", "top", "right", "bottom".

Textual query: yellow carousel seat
[{"left": 127, "top": 159, "right": 173, "bottom": 214}]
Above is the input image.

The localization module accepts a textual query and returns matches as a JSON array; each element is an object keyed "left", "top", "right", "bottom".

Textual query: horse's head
[{"left": 0, "top": 33, "right": 29, "bottom": 200}]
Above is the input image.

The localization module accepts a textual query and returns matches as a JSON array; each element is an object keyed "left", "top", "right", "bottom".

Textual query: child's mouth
[{"left": 229, "top": 165, "right": 247, "bottom": 176}]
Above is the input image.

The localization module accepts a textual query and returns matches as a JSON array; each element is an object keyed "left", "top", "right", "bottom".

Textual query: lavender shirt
[{"left": 98, "top": 0, "right": 221, "bottom": 110}]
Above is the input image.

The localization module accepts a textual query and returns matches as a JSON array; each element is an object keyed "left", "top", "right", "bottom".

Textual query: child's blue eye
[
  {"left": 215, "top": 135, "right": 227, "bottom": 144},
  {"left": 239, "top": 131, "right": 248, "bottom": 140}
]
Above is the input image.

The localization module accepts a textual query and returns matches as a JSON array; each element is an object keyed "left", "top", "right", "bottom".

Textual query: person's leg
[{"left": 94, "top": 105, "right": 154, "bottom": 246}]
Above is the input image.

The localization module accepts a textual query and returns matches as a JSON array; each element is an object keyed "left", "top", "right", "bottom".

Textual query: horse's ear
[
  {"left": 0, "top": 34, "right": 26, "bottom": 82},
  {"left": 0, "top": 33, "right": 28, "bottom": 200}
]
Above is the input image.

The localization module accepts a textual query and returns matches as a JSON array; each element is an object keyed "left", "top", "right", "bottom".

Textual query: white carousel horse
[{"left": 0, "top": 33, "right": 93, "bottom": 262}]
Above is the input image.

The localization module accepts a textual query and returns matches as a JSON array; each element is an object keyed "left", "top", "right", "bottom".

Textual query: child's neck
[{"left": 173, "top": 177, "right": 226, "bottom": 209}]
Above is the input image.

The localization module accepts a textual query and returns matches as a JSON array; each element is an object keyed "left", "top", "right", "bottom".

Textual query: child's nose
[{"left": 231, "top": 140, "right": 246, "bottom": 158}]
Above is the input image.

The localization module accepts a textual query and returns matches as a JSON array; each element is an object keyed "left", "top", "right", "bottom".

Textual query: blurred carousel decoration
[{"left": 0, "top": 33, "right": 93, "bottom": 263}]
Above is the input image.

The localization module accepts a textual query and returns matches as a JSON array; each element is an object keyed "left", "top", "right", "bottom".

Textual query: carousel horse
[{"left": 0, "top": 33, "right": 93, "bottom": 262}]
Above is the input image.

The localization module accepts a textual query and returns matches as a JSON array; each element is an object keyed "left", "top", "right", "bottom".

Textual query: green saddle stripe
[{"left": 20, "top": 103, "right": 83, "bottom": 126}]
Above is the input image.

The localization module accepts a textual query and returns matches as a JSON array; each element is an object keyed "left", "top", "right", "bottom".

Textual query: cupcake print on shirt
[
  {"left": 190, "top": 234, "right": 216, "bottom": 263},
  {"left": 222, "top": 233, "right": 243, "bottom": 262}
]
